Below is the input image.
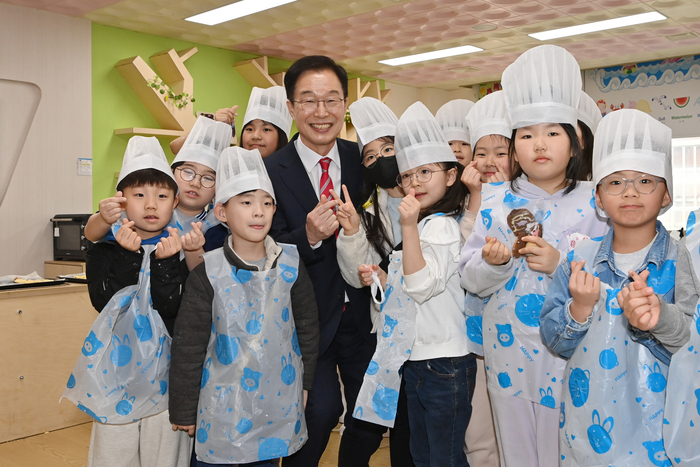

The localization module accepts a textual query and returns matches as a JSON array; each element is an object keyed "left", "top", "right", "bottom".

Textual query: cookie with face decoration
[{"left": 507, "top": 208, "right": 542, "bottom": 258}]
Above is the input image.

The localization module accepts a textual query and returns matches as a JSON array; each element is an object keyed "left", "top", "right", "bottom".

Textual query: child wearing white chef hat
[{"left": 541, "top": 108, "right": 677, "bottom": 466}]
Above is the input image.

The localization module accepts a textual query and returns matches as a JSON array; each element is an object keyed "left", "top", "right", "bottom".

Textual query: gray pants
[
  {"left": 489, "top": 390, "right": 560, "bottom": 467},
  {"left": 88, "top": 409, "right": 192, "bottom": 467}
]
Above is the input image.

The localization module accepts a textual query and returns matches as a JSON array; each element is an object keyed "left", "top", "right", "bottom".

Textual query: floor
[{"left": 0, "top": 423, "right": 391, "bottom": 467}]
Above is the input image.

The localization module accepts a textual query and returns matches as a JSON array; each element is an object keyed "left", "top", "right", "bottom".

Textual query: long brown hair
[{"left": 419, "top": 161, "right": 466, "bottom": 220}]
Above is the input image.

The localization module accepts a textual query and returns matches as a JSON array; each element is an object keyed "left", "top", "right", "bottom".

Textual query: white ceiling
[{"left": 5, "top": 0, "right": 700, "bottom": 90}]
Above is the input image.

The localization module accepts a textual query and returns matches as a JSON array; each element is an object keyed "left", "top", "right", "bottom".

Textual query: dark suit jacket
[{"left": 265, "top": 134, "right": 373, "bottom": 355}]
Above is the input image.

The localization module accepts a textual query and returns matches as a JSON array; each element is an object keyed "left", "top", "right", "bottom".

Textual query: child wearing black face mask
[{"left": 334, "top": 97, "right": 414, "bottom": 467}]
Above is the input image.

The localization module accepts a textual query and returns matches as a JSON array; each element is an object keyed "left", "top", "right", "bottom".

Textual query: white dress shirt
[
  {"left": 294, "top": 138, "right": 342, "bottom": 200},
  {"left": 294, "top": 137, "right": 350, "bottom": 303}
]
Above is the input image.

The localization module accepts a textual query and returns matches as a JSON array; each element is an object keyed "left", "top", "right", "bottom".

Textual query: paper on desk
[{"left": 0, "top": 271, "right": 44, "bottom": 285}]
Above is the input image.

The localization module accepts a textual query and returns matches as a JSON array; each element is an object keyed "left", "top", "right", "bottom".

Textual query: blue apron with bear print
[
  {"left": 353, "top": 214, "right": 448, "bottom": 427},
  {"left": 664, "top": 209, "right": 700, "bottom": 466},
  {"left": 195, "top": 243, "right": 305, "bottom": 464},
  {"left": 476, "top": 179, "right": 608, "bottom": 407},
  {"left": 560, "top": 237, "right": 677, "bottom": 466},
  {"left": 61, "top": 244, "right": 171, "bottom": 424}
]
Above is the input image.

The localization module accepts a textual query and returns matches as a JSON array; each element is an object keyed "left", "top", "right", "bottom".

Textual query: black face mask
[{"left": 364, "top": 156, "right": 400, "bottom": 189}]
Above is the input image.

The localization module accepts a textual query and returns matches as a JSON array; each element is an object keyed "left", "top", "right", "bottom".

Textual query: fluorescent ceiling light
[
  {"left": 186, "top": 0, "right": 297, "bottom": 26},
  {"left": 379, "top": 45, "right": 483, "bottom": 66},
  {"left": 529, "top": 12, "right": 666, "bottom": 41}
]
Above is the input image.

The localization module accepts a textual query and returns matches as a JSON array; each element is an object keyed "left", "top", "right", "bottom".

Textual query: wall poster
[{"left": 584, "top": 55, "right": 700, "bottom": 138}]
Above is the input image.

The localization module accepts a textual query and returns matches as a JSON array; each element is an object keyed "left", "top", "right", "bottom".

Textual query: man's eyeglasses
[
  {"left": 599, "top": 174, "right": 664, "bottom": 196},
  {"left": 175, "top": 167, "right": 216, "bottom": 188},
  {"left": 292, "top": 98, "right": 346, "bottom": 112}
]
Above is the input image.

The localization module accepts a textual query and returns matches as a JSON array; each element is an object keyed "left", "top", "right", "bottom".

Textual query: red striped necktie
[
  {"left": 319, "top": 157, "right": 338, "bottom": 238},
  {"left": 319, "top": 157, "right": 333, "bottom": 201}
]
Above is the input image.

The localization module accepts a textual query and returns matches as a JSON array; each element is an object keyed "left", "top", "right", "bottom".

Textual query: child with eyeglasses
[
  {"left": 84, "top": 116, "right": 232, "bottom": 270},
  {"left": 334, "top": 97, "right": 415, "bottom": 466},
  {"left": 539, "top": 109, "right": 679, "bottom": 466},
  {"left": 351, "top": 102, "right": 473, "bottom": 467},
  {"left": 459, "top": 45, "right": 609, "bottom": 466}
]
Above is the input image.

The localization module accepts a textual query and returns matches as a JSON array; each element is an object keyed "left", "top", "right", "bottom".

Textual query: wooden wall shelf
[
  {"left": 233, "top": 56, "right": 285, "bottom": 89},
  {"left": 114, "top": 127, "right": 186, "bottom": 139},
  {"left": 115, "top": 48, "right": 199, "bottom": 138}
]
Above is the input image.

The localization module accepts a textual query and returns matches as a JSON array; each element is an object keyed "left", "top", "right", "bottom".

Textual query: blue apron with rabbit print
[
  {"left": 664, "top": 209, "right": 700, "bottom": 466},
  {"left": 477, "top": 179, "right": 608, "bottom": 407},
  {"left": 61, "top": 244, "right": 171, "bottom": 424},
  {"left": 561, "top": 237, "right": 677, "bottom": 466},
  {"left": 353, "top": 215, "right": 447, "bottom": 428},
  {"left": 196, "top": 244, "right": 306, "bottom": 464}
]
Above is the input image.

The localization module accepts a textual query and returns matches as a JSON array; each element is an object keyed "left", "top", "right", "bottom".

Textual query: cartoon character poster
[{"left": 584, "top": 55, "right": 700, "bottom": 138}]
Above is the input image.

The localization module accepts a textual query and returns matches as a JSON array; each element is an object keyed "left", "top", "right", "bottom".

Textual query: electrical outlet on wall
[{"left": 77, "top": 158, "right": 92, "bottom": 176}]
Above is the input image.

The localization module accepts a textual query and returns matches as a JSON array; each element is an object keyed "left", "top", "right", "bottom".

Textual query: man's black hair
[{"left": 284, "top": 55, "right": 349, "bottom": 101}]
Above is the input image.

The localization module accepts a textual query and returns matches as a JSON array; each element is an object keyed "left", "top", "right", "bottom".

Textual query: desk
[
  {"left": 0, "top": 283, "right": 96, "bottom": 442},
  {"left": 44, "top": 260, "right": 86, "bottom": 279}
]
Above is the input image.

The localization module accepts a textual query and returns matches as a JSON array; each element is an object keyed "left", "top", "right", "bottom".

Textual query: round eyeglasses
[
  {"left": 599, "top": 174, "right": 664, "bottom": 196},
  {"left": 396, "top": 168, "right": 446, "bottom": 188},
  {"left": 363, "top": 143, "right": 395, "bottom": 168},
  {"left": 175, "top": 167, "right": 216, "bottom": 188},
  {"left": 292, "top": 97, "right": 346, "bottom": 112}
]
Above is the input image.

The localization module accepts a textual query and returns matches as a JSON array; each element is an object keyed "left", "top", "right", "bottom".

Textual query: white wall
[
  {"left": 383, "top": 81, "right": 479, "bottom": 117},
  {"left": 0, "top": 3, "right": 92, "bottom": 276}
]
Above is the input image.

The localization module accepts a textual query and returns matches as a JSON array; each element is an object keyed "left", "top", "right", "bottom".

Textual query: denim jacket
[{"left": 539, "top": 221, "right": 675, "bottom": 364}]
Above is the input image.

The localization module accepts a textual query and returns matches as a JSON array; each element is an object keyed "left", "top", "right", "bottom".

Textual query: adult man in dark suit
[{"left": 264, "top": 56, "right": 385, "bottom": 467}]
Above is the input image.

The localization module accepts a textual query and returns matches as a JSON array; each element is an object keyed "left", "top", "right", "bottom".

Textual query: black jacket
[
  {"left": 86, "top": 241, "right": 188, "bottom": 335},
  {"left": 168, "top": 236, "right": 320, "bottom": 426},
  {"left": 264, "top": 135, "right": 373, "bottom": 356}
]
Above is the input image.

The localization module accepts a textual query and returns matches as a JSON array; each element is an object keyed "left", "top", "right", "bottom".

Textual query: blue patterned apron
[
  {"left": 62, "top": 244, "right": 171, "bottom": 424},
  {"left": 353, "top": 214, "right": 449, "bottom": 427},
  {"left": 561, "top": 237, "right": 677, "bottom": 466},
  {"left": 477, "top": 180, "right": 607, "bottom": 407},
  {"left": 195, "top": 243, "right": 306, "bottom": 464},
  {"left": 664, "top": 209, "right": 700, "bottom": 466}
]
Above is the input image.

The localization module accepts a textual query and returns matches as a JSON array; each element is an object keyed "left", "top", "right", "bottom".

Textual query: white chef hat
[
  {"left": 117, "top": 136, "right": 176, "bottom": 190},
  {"left": 592, "top": 109, "right": 673, "bottom": 216},
  {"left": 395, "top": 101, "right": 456, "bottom": 174},
  {"left": 435, "top": 99, "right": 475, "bottom": 142},
  {"left": 578, "top": 91, "right": 603, "bottom": 134},
  {"left": 502, "top": 45, "right": 582, "bottom": 129},
  {"left": 215, "top": 146, "right": 276, "bottom": 205},
  {"left": 243, "top": 86, "right": 293, "bottom": 140},
  {"left": 465, "top": 91, "right": 512, "bottom": 146},
  {"left": 173, "top": 115, "right": 232, "bottom": 172},
  {"left": 349, "top": 97, "right": 398, "bottom": 153}
]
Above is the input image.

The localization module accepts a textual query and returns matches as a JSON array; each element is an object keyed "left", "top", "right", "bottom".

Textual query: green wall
[{"left": 91, "top": 24, "right": 293, "bottom": 210}]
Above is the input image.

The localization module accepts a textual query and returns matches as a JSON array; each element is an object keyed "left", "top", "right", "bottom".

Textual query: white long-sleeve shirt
[{"left": 404, "top": 215, "right": 470, "bottom": 361}]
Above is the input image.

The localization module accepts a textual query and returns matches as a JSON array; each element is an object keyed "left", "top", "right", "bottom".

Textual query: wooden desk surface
[{"left": 0, "top": 281, "right": 87, "bottom": 299}]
